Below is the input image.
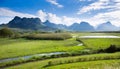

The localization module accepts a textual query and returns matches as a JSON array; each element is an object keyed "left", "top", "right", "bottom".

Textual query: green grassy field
[
  {"left": 79, "top": 38, "right": 120, "bottom": 50},
  {"left": 72, "top": 32, "right": 120, "bottom": 50},
  {"left": 0, "top": 38, "right": 84, "bottom": 59},
  {"left": 6, "top": 52, "right": 120, "bottom": 69},
  {"left": 1, "top": 32, "right": 120, "bottom": 69},
  {"left": 1, "top": 33, "right": 120, "bottom": 60},
  {"left": 47, "top": 60, "right": 120, "bottom": 69}
]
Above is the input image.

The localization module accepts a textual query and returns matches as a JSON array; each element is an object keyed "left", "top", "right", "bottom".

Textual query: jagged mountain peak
[
  {"left": 101, "top": 21, "right": 112, "bottom": 25},
  {"left": 106, "top": 21, "right": 111, "bottom": 24},
  {"left": 80, "top": 21, "right": 89, "bottom": 25},
  {"left": 7, "top": 16, "right": 45, "bottom": 30},
  {"left": 14, "top": 16, "right": 21, "bottom": 19},
  {"left": 44, "top": 20, "right": 50, "bottom": 23}
]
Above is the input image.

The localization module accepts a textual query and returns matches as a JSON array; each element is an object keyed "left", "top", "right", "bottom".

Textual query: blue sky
[{"left": 0, "top": 0, "right": 120, "bottom": 26}]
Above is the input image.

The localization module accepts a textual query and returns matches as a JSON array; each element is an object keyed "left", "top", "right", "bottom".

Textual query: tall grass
[
  {"left": 44, "top": 52, "right": 120, "bottom": 67},
  {"left": 24, "top": 33, "right": 72, "bottom": 40},
  {"left": 47, "top": 60, "right": 120, "bottom": 69}
]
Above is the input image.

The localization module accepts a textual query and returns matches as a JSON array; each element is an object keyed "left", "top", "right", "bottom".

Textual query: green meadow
[
  {"left": 0, "top": 38, "right": 84, "bottom": 59},
  {"left": 79, "top": 38, "right": 120, "bottom": 50},
  {"left": 0, "top": 32, "right": 120, "bottom": 69}
]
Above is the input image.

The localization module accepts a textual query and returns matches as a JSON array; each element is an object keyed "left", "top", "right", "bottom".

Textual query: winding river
[{"left": 0, "top": 52, "right": 65, "bottom": 63}]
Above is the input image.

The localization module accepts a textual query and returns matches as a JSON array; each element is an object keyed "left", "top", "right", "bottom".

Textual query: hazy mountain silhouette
[
  {"left": 69, "top": 21, "right": 94, "bottom": 31},
  {"left": 97, "top": 21, "right": 119, "bottom": 31},
  {"left": 44, "top": 20, "right": 67, "bottom": 30}
]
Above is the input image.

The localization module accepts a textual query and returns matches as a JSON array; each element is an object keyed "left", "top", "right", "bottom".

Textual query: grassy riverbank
[{"left": 6, "top": 52, "right": 120, "bottom": 69}]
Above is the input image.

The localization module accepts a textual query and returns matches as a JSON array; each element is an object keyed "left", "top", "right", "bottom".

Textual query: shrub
[
  {"left": 12, "top": 32, "right": 21, "bottom": 39},
  {"left": 0, "top": 28, "right": 14, "bottom": 37},
  {"left": 97, "top": 45, "right": 120, "bottom": 53},
  {"left": 105, "top": 45, "right": 117, "bottom": 53},
  {"left": 55, "top": 30, "right": 63, "bottom": 33},
  {"left": 47, "top": 61, "right": 52, "bottom": 66}
]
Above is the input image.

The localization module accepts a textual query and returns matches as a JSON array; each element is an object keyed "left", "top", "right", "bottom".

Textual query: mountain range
[{"left": 0, "top": 16, "right": 119, "bottom": 31}]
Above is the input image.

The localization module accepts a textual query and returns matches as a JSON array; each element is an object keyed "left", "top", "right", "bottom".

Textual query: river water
[
  {"left": 80, "top": 36, "right": 120, "bottom": 38},
  {"left": 0, "top": 52, "right": 65, "bottom": 63}
]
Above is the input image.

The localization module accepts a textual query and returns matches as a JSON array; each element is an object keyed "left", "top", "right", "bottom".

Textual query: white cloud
[
  {"left": 37, "top": 10, "right": 81, "bottom": 25},
  {"left": 81, "top": 10, "right": 120, "bottom": 27},
  {"left": 77, "top": 0, "right": 119, "bottom": 14},
  {"left": 37, "top": 10, "right": 47, "bottom": 22},
  {"left": 37, "top": 10, "right": 62, "bottom": 23},
  {"left": 0, "top": 8, "right": 36, "bottom": 24},
  {"left": 76, "top": 0, "right": 120, "bottom": 27},
  {"left": 62, "top": 16, "right": 81, "bottom": 25},
  {"left": 0, "top": 8, "right": 36, "bottom": 17},
  {"left": 41, "top": 13, "right": 80, "bottom": 25},
  {"left": 46, "top": 0, "right": 63, "bottom": 8},
  {"left": 0, "top": 17, "right": 13, "bottom": 24},
  {"left": 79, "top": 0, "right": 92, "bottom": 2},
  {"left": 47, "top": 13, "right": 62, "bottom": 24}
]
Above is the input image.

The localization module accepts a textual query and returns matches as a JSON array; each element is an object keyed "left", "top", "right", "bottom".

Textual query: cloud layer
[{"left": 77, "top": 0, "right": 120, "bottom": 27}]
